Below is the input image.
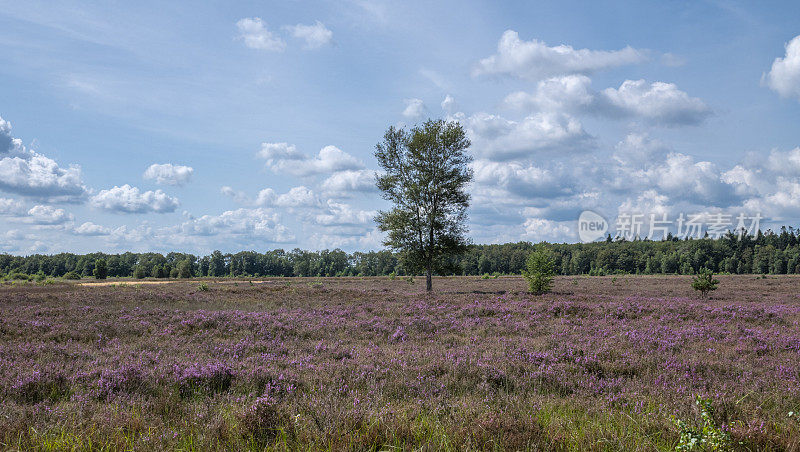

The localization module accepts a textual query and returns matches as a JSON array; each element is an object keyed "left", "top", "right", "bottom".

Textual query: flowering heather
[{"left": 0, "top": 275, "right": 798, "bottom": 450}]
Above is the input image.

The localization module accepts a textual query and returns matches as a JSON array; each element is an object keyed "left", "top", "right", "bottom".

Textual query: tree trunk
[{"left": 426, "top": 267, "right": 432, "bottom": 292}]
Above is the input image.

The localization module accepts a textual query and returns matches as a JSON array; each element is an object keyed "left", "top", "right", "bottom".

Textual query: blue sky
[{"left": 1, "top": 0, "right": 800, "bottom": 254}]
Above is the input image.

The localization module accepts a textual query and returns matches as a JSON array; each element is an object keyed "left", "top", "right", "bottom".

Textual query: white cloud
[
  {"left": 177, "top": 208, "right": 294, "bottom": 242},
  {"left": 463, "top": 111, "right": 592, "bottom": 160},
  {"left": 471, "top": 159, "right": 572, "bottom": 199},
  {"left": 91, "top": 184, "right": 179, "bottom": 213},
  {"left": 599, "top": 79, "right": 711, "bottom": 125},
  {"left": 25, "top": 205, "right": 73, "bottom": 225},
  {"left": 256, "top": 186, "right": 318, "bottom": 207},
  {"left": 473, "top": 30, "right": 645, "bottom": 80},
  {"left": 315, "top": 201, "right": 374, "bottom": 226},
  {"left": 763, "top": 35, "right": 800, "bottom": 100},
  {"left": 73, "top": 221, "right": 111, "bottom": 236},
  {"left": 257, "top": 143, "right": 364, "bottom": 176},
  {"left": 320, "top": 169, "right": 377, "bottom": 196},
  {"left": 521, "top": 218, "right": 574, "bottom": 243},
  {"left": 143, "top": 163, "right": 194, "bottom": 186},
  {"left": 0, "top": 197, "right": 24, "bottom": 215},
  {"left": 402, "top": 98, "right": 425, "bottom": 120},
  {"left": 502, "top": 75, "right": 594, "bottom": 112},
  {"left": 441, "top": 95, "right": 456, "bottom": 113},
  {"left": 0, "top": 115, "right": 87, "bottom": 200},
  {"left": 612, "top": 132, "right": 669, "bottom": 168},
  {"left": 285, "top": 21, "right": 332, "bottom": 49},
  {"left": 236, "top": 17, "right": 285, "bottom": 51}
]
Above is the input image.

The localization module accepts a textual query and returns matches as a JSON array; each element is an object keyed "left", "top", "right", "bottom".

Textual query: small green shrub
[
  {"left": 388, "top": 271, "right": 396, "bottom": 280},
  {"left": 481, "top": 273, "right": 491, "bottom": 279},
  {"left": 63, "top": 271, "right": 82, "bottom": 280},
  {"left": 522, "top": 248, "right": 555, "bottom": 295},
  {"left": 672, "top": 396, "right": 731, "bottom": 451},
  {"left": 198, "top": 283, "right": 210, "bottom": 292},
  {"left": 691, "top": 268, "right": 719, "bottom": 298},
  {"left": 405, "top": 276, "right": 414, "bottom": 283}
]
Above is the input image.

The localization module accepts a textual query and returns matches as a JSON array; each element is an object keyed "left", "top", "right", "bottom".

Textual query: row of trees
[{"left": 3, "top": 228, "right": 800, "bottom": 279}]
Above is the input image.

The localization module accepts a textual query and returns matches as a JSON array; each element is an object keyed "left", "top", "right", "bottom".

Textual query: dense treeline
[{"left": 3, "top": 228, "right": 800, "bottom": 279}]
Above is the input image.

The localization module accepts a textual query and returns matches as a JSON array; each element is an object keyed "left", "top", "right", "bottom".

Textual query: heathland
[{"left": 1, "top": 275, "right": 798, "bottom": 450}]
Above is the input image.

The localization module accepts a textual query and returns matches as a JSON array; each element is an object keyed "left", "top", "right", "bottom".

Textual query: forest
[{"left": 3, "top": 227, "right": 800, "bottom": 279}]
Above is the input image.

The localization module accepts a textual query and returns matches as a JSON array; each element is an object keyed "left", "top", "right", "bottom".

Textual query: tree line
[{"left": 3, "top": 228, "right": 800, "bottom": 279}]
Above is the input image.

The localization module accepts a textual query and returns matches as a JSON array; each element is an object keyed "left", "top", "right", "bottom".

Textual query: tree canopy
[{"left": 374, "top": 119, "right": 473, "bottom": 291}]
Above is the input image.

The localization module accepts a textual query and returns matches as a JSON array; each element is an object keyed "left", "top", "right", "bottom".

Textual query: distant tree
[
  {"left": 177, "top": 259, "right": 194, "bottom": 278},
  {"left": 522, "top": 248, "right": 555, "bottom": 295},
  {"left": 133, "top": 265, "right": 148, "bottom": 279},
  {"left": 691, "top": 268, "right": 719, "bottom": 298},
  {"left": 374, "top": 119, "right": 473, "bottom": 291},
  {"left": 93, "top": 259, "right": 107, "bottom": 279}
]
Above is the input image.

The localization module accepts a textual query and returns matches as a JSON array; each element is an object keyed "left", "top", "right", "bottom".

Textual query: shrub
[
  {"left": 691, "top": 268, "right": 719, "bottom": 298},
  {"left": 133, "top": 265, "right": 148, "bottom": 279},
  {"left": 239, "top": 396, "right": 292, "bottom": 441},
  {"left": 522, "top": 248, "right": 555, "bottom": 295},
  {"left": 672, "top": 396, "right": 731, "bottom": 451},
  {"left": 198, "top": 282, "right": 210, "bottom": 292},
  {"left": 63, "top": 271, "right": 82, "bottom": 280}
]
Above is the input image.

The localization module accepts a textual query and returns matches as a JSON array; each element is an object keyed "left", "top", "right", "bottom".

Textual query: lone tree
[
  {"left": 691, "top": 268, "right": 719, "bottom": 298},
  {"left": 522, "top": 247, "right": 555, "bottom": 295},
  {"left": 374, "top": 119, "right": 473, "bottom": 292}
]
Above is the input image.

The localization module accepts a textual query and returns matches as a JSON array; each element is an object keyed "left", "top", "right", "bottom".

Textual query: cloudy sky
[{"left": 1, "top": 1, "right": 800, "bottom": 254}]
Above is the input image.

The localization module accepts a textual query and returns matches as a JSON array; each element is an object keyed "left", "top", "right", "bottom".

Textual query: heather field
[{"left": 1, "top": 276, "right": 799, "bottom": 451}]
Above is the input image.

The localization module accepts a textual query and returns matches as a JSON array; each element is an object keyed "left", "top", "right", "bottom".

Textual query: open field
[{"left": 1, "top": 275, "right": 799, "bottom": 451}]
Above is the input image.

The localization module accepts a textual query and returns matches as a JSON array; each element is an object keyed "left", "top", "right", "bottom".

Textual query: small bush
[
  {"left": 691, "top": 268, "right": 719, "bottom": 298},
  {"left": 522, "top": 248, "right": 555, "bottom": 295},
  {"left": 481, "top": 273, "right": 491, "bottom": 279},
  {"left": 63, "top": 271, "right": 82, "bottom": 280},
  {"left": 239, "top": 396, "right": 292, "bottom": 442},
  {"left": 198, "top": 282, "right": 210, "bottom": 292},
  {"left": 672, "top": 396, "right": 731, "bottom": 451},
  {"left": 388, "top": 271, "right": 396, "bottom": 280}
]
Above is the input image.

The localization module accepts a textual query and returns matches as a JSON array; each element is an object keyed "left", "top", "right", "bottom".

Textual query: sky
[{"left": 1, "top": 0, "right": 800, "bottom": 255}]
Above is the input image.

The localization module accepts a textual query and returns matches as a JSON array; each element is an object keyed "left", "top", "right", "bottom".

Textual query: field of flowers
[{"left": 0, "top": 275, "right": 799, "bottom": 450}]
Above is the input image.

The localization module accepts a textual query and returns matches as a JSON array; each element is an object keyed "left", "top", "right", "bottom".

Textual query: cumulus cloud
[
  {"left": 236, "top": 17, "right": 285, "bottom": 51},
  {"left": 91, "top": 184, "right": 179, "bottom": 213},
  {"left": 0, "top": 197, "right": 24, "bottom": 215},
  {"left": 502, "top": 75, "right": 594, "bottom": 113},
  {"left": 143, "top": 163, "right": 194, "bottom": 186},
  {"left": 441, "top": 95, "right": 457, "bottom": 113},
  {"left": 521, "top": 217, "right": 574, "bottom": 242},
  {"left": 473, "top": 30, "right": 645, "bottom": 80},
  {"left": 503, "top": 77, "right": 710, "bottom": 126},
  {"left": 402, "top": 98, "right": 425, "bottom": 120},
  {"left": 471, "top": 159, "right": 573, "bottom": 199},
  {"left": 257, "top": 143, "right": 364, "bottom": 176},
  {"left": 177, "top": 208, "right": 293, "bottom": 242},
  {"left": 73, "top": 221, "right": 111, "bottom": 236},
  {"left": 320, "top": 169, "right": 377, "bottom": 196},
  {"left": 612, "top": 132, "right": 669, "bottom": 168},
  {"left": 0, "top": 115, "right": 87, "bottom": 200},
  {"left": 314, "top": 201, "right": 375, "bottom": 226},
  {"left": 25, "top": 205, "right": 73, "bottom": 225},
  {"left": 256, "top": 186, "right": 318, "bottom": 207},
  {"left": 599, "top": 80, "right": 711, "bottom": 125},
  {"left": 285, "top": 21, "right": 333, "bottom": 49},
  {"left": 463, "top": 111, "right": 592, "bottom": 160},
  {"left": 763, "top": 35, "right": 800, "bottom": 100}
]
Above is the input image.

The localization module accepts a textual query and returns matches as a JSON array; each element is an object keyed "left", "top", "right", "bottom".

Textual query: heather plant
[
  {"left": 691, "top": 268, "right": 719, "bottom": 298},
  {"left": 522, "top": 248, "right": 555, "bottom": 295}
]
